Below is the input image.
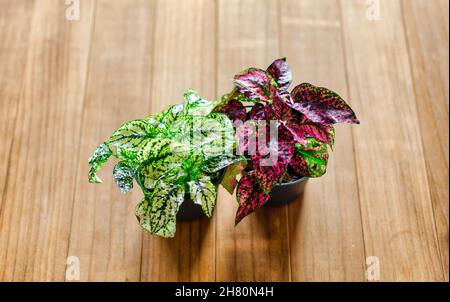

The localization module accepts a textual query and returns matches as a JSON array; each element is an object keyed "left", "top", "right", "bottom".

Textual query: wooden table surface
[{"left": 0, "top": 0, "right": 448, "bottom": 282}]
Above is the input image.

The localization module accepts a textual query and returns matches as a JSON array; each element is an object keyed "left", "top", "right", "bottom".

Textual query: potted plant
[
  {"left": 88, "top": 59, "right": 358, "bottom": 236},
  {"left": 88, "top": 90, "right": 240, "bottom": 238},
  {"left": 214, "top": 58, "right": 359, "bottom": 225}
]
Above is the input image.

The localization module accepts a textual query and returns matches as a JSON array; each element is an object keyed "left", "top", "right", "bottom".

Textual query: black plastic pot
[
  {"left": 267, "top": 177, "right": 309, "bottom": 206},
  {"left": 177, "top": 197, "right": 204, "bottom": 221}
]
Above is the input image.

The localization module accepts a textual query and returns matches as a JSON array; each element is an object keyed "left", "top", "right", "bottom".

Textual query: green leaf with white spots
[
  {"left": 181, "top": 152, "right": 205, "bottom": 179},
  {"left": 156, "top": 103, "right": 184, "bottom": 127},
  {"left": 116, "top": 147, "right": 138, "bottom": 167},
  {"left": 188, "top": 176, "right": 217, "bottom": 217},
  {"left": 168, "top": 114, "right": 235, "bottom": 158},
  {"left": 184, "top": 89, "right": 215, "bottom": 116},
  {"left": 89, "top": 91, "right": 234, "bottom": 238},
  {"left": 137, "top": 154, "right": 187, "bottom": 191},
  {"left": 208, "top": 113, "right": 236, "bottom": 153},
  {"left": 107, "top": 119, "right": 153, "bottom": 153},
  {"left": 168, "top": 116, "right": 194, "bottom": 146},
  {"left": 113, "top": 161, "right": 135, "bottom": 193},
  {"left": 146, "top": 114, "right": 160, "bottom": 126},
  {"left": 88, "top": 143, "right": 112, "bottom": 183},
  {"left": 202, "top": 154, "right": 244, "bottom": 173},
  {"left": 136, "top": 138, "right": 190, "bottom": 163},
  {"left": 135, "top": 182, "right": 184, "bottom": 238},
  {"left": 191, "top": 114, "right": 235, "bottom": 158}
]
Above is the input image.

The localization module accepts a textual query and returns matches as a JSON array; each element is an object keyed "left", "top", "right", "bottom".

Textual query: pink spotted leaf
[
  {"left": 289, "top": 83, "right": 360, "bottom": 125},
  {"left": 233, "top": 68, "right": 276, "bottom": 102},
  {"left": 252, "top": 125, "right": 294, "bottom": 192},
  {"left": 235, "top": 172, "right": 271, "bottom": 225}
]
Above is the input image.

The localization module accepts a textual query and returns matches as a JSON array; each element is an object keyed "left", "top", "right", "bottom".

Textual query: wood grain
[
  {"left": 0, "top": 0, "right": 447, "bottom": 282},
  {"left": 0, "top": 1, "right": 35, "bottom": 224},
  {"left": 0, "top": 0, "right": 95, "bottom": 281},
  {"left": 67, "top": 0, "right": 155, "bottom": 281},
  {"left": 281, "top": 0, "right": 366, "bottom": 281},
  {"left": 340, "top": 0, "right": 444, "bottom": 281},
  {"left": 139, "top": 0, "right": 217, "bottom": 281},
  {"left": 401, "top": 0, "right": 449, "bottom": 281},
  {"left": 215, "top": 0, "right": 291, "bottom": 281}
]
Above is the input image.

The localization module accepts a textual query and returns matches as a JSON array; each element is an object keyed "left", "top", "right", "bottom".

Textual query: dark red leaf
[
  {"left": 236, "top": 122, "right": 257, "bottom": 155},
  {"left": 267, "top": 58, "right": 292, "bottom": 91},
  {"left": 290, "top": 152, "right": 309, "bottom": 178},
  {"left": 235, "top": 172, "right": 270, "bottom": 225},
  {"left": 289, "top": 83, "right": 359, "bottom": 125},
  {"left": 254, "top": 123, "right": 294, "bottom": 164},
  {"left": 253, "top": 157, "right": 287, "bottom": 193},
  {"left": 252, "top": 125, "right": 294, "bottom": 192},
  {"left": 213, "top": 99, "right": 246, "bottom": 122},
  {"left": 249, "top": 103, "right": 267, "bottom": 120},
  {"left": 272, "top": 92, "right": 292, "bottom": 121},
  {"left": 284, "top": 123, "right": 308, "bottom": 145},
  {"left": 275, "top": 125, "right": 296, "bottom": 164}
]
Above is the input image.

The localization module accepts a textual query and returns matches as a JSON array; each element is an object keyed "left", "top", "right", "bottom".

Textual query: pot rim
[
  {"left": 243, "top": 165, "right": 309, "bottom": 187},
  {"left": 276, "top": 176, "right": 309, "bottom": 187},
  {"left": 243, "top": 167, "right": 309, "bottom": 187}
]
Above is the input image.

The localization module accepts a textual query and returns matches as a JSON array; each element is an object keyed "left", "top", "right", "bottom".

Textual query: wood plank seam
[
  {"left": 337, "top": 0, "right": 368, "bottom": 281},
  {"left": 0, "top": 0, "right": 37, "bottom": 229},
  {"left": 280, "top": 0, "right": 366, "bottom": 281},
  {"left": 139, "top": 0, "right": 158, "bottom": 282},
  {"left": 0, "top": 0, "right": 97, "bottom": 280},
  {"left": 0, "top": 1, "right": 37, "bottom": 281},
  {"left": 339, "top": 0, "right": 443, "bottom": 281},
  {"left": 0, "top": 0, "right": 445, "bottom": 282},
  {"left": 399, "top": 0, "right": 447, "bottom": 281},
  {"left": 213, "top": 0, "right": 219, "bottom": 283},
  {"left": 140, "top": 0, "right": 216, "bottom": 281},
  {"left": 277, "top": 0, "right": 293, "bottom": 283},
  {"left": 215, "top": 0, "right": 290, "bottom": 281},
  {"left": 64, "top": 0, "right": 98, "bottom": 282}
]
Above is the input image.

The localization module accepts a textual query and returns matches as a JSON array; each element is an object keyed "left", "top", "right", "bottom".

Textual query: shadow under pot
[
  {"left": 135, "top": 169, "right": 226, "bottom": 221},
  {"left": 267, "top": 177, "right": 309, "bottom": 206}
]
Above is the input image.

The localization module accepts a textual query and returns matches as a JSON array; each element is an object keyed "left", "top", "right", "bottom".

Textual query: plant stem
[{"left": 225, "top": 87, "right": 238, "bottom": 100}]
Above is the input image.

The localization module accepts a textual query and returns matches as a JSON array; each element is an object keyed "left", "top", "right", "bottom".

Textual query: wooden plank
[
  {"left": 0, "top": 1, "right": 35, "bottom": 225},
  {"left": 0, "top": 0, "right": 446, "bottom": 282},
  {"left": 0, "top": 0, "right": 95, "bottom": 281},
  {"left": 67, "top": 0, "right": 155, "bottom": 281},
  {"left": 139, "top": 0, "right": 217, "bottom": 281},
  {"left": 280, "top": 0, "right": 366, "bottom": 281},
  {"left": 340, "top": 0, "right": 444, "bottom": 281},
  {"left": 215, "top": 0, "right": 291, "bottom": 281},
  {"left": 401, "top": 0, "right": 449, "bottom": 280}
]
